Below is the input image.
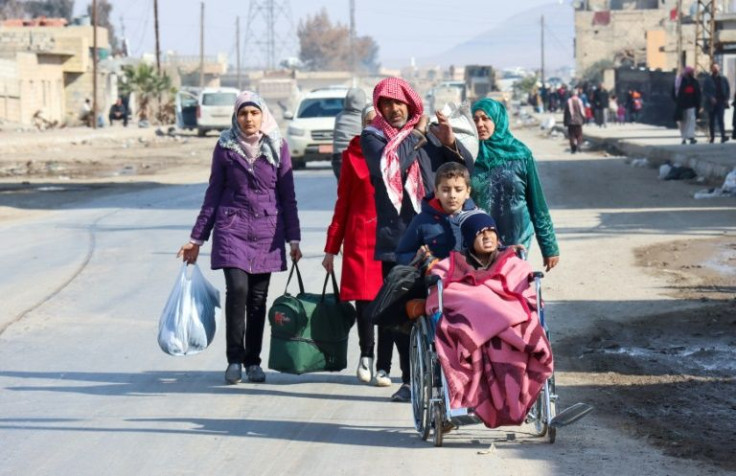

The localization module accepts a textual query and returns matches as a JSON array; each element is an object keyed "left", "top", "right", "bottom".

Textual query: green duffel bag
[{"left": 268, "top": 263, "right": 356, "bottom": 375}]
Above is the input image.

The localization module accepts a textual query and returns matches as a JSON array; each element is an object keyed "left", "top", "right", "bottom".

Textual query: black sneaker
[
  {"left": 689, "top": 138, "right": 697, "bottom": 144},
  {"left": 721, "top": 136, "right": 730, "bottom": 144},
  {"left": 246, "top": 364, "right": 266, "bottom": 383},
  {"left": 391, "top": 383, "right": 411, "bottom": 402}
]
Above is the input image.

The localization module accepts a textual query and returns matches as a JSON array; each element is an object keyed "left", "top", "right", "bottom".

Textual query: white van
[{"left": 196, "top": 87, "right": 239, "bottom": 137}]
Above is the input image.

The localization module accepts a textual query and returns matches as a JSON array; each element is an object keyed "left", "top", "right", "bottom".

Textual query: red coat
[{"left": 324, "top": 136, "right": 383, "bottom": 301}]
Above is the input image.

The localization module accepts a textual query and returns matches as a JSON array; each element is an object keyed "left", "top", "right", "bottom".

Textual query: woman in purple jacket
[{"left": 178, "top": 91, "right": 301, "bottom": 384}]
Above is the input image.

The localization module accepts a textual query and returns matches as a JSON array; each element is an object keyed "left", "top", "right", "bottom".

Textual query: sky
[{"left": 73, "top": 0, "right": 568, "bottom": 67}]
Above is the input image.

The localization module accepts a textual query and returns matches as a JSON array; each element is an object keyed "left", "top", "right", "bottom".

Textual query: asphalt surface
[{"left": 1, "top": 129, "right": 734, "bottom": 475}]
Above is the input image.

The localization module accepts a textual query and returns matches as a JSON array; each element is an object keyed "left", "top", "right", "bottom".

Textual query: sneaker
[
  {"left": 375, "top": 369, "right": 391, "bottom": 387},
  {"left": 391, "top": 383, "right": 411, "bottom": 402},
  {"left": 721, "top": 136, "right": 730, "bottom": 144},
  {"left": 246, "top": 364, "right": 266, "bottom": 383},
  {"left": 225, "top": 363, "right": 242, "bottom": 384},
  {"left": 689, "top": 138, "right": 697, "bottom": 144},
  {"left": 681, "top": 139, "right": 687, "bottom": 145},
  {"left": 356, "top": 357, "right": 373, "bottom": 383}
]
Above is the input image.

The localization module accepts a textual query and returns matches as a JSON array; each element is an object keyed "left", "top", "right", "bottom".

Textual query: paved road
[{"left": 1, "top": 130, "right": 733, "bottom": 475}]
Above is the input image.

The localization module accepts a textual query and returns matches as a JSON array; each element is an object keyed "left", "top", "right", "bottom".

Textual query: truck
[{"left": 463, "top": 65, "right": 497, "bottom": 103}]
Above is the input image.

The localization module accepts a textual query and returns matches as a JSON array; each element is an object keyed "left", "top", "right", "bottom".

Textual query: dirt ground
[
  {"left": 557, "top": 238, "right": 736, "bottom": 471},
  {"left": 1, "top": 124, "right": 735, "bottom": 471}
]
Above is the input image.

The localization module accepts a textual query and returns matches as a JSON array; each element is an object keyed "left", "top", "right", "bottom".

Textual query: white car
[
  {"left": 196, "top": 87, "right": 239, "bottom": 137},
  {"left": 285, "top": 87, "right": 348, "bottom": 169}
]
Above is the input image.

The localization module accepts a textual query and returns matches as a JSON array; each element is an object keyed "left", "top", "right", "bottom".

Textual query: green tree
[
  {"left": 513, "top": 75, "right": 539, "bottom": 96},
  {"left": 118, "top": 62, "right": 174, "bottom": 123},
  {"left": 297, "top": 8, "right": 379, "bottom": 72},
  {"left": 87, "top": 0, "right": 118, "bottom": 54}
]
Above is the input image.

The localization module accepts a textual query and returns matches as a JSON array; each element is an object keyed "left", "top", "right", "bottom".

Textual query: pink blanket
[{"left": 426, "top": 249, "right": 554, "bottom": 428}]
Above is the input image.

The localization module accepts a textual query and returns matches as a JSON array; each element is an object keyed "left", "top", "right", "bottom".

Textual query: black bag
[
  {"left": 365, "top": 263, "right": 425, "bottom": 332},
  {"left": 268, "top": 263, "right": 356, "bottom": 375}
]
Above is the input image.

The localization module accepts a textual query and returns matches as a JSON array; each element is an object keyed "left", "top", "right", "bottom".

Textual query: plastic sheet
[{"left": 158, "top": 264, "right": 220, "bottom": 356}]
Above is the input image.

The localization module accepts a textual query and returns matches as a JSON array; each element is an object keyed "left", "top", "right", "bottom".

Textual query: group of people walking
[
  {"left": 177, "top": 77, "right": 560, "bottom": 403},
  {"left": 673, "top": 63, "right": 734, "bottom": 145}
]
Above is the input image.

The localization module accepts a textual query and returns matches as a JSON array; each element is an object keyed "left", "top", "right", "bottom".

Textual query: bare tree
[{"left": 297, "top": 8, "right": 379, "bottom": 72}]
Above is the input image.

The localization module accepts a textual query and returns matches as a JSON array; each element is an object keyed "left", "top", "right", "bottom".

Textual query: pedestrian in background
[
  {"left": 361, "top": 77, "right": 474, "bottom": 402},
  {"left": 732, "top": 89, "right": 736, "bottom": 139},
  {"left": 703, "top": 63, "right": 731, "bottom": 144},
  {"left": 322, "top": 105, "right": 383, "bottom": 385},
  {"left": 108, "top": 97, "right": 128, "bottom": 127},
  {"left": 672, "top": 66, "right": 700, "bottom": 145},
  {"left": 331, "top": 88, "right": 367, "bottom": 179},
  {"left": 564, "top": 89, "right": 586, "bottom": 153},
  {"left": 470, "top": 98, "right": 559, "bottom": 272},
  {"left": 592, "top": 83, "right": 609, "bottom": 128},
  {"left": 178, "top": 91, "right": 302, "bottom": 385}
]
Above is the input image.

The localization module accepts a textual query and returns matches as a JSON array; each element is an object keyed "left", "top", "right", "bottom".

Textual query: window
[
  {"left": 201, "top": 93, "right": 237, "bottom": 106},
  {"left": 296, "top": 98, "right": 345, "bottom": 118}
]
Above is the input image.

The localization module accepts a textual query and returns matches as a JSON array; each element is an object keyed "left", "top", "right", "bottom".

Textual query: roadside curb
[{"left": 583, "top": 133, "right": 735, "bottom": 184}]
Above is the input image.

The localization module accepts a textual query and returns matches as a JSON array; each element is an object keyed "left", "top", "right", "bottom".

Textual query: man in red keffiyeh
[{"left": 361, "top": 77, "right": 474, "bottom": 401}]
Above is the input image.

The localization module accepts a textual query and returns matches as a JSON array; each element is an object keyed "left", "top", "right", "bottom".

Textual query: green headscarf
[{"left": 472, "top": 98, "right": 531, "bottom": 170}]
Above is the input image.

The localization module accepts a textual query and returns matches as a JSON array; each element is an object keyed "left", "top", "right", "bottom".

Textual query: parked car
[
  {"left": 196, "top": 87, "right": 239, "bottom": 137},
  {"left": 285, "top": 87, "right": 348, "bottom": 169}
]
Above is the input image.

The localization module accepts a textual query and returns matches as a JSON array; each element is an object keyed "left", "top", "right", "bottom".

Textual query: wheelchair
[{"left": 409, "top": 268, "right": 591, "bottom": 447}]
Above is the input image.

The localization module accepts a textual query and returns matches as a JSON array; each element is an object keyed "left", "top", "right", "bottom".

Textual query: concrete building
[
  {"left": 575, "top": 0, "right": 736, "bottom": 76},
  {"left": 0, "top": 19, "right": 113, "bottom": 126}
]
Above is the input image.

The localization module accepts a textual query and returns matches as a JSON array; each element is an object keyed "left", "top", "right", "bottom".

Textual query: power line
[{"left": 244, "top": 0, "right": 296, "bottom": 70}]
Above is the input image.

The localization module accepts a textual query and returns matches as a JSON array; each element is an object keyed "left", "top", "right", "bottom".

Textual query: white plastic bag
[
  {"left": 722, "top": 168, "right": 736, "bottom": 194},
  {"left": 427, "top": 102, "right": 479, "bottom": 160},
  {"left": 158, "top": 264, "right": 220, "bottom": 356}
]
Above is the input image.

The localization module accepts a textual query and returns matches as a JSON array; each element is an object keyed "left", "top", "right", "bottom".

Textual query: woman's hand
[
  {"left": 432, "top": 110, "right": 455, "bottom": 147},
  {"left": 177, "top": 242, "right": 200, "bottom": 264},
  {"left": 543, "top": 255, "right": 559, "bottom": 272},
  {"left": 322, "top": 253, "right": 335, "bottom": 273},
  {"left": 290, "top": 242, "right": 302, "bottom": 263}
]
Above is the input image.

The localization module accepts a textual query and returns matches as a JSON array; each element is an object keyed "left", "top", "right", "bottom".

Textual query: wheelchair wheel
[
  {"left": 410, "top": 320, "right": 431, "bottom": 440},
  {"left": 432, "top": 402, "right": 444, "bottom": 447},
  {"left": 546, "top": 374, "right": 558, "bottom": 444}
]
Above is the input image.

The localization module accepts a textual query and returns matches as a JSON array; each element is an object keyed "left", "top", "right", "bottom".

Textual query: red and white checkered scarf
[{"left": 371, "top": 77, "right": 425, "bottom": 214}]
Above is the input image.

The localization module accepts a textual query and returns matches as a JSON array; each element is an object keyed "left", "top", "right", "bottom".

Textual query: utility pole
[
  {"left": 154, "top": 0, "right": 161, "bottom": 75},
  {"left": 349, "top": 0, "right": 356, "bottom": 85},
  {"left": 540, "top": 14, "right": 545, "bottom": 88},
  {"left": 199, "top": 2, "right": 205, "bottom": 88},
  {"left": 236, "top": 16, "right": 241, "bottom": 89},
  {"left": 154, "top": 0, "right": 161, "bottom": 123},
  {"left": 92, "top": 0, "right": 97, "bottom": 129}
]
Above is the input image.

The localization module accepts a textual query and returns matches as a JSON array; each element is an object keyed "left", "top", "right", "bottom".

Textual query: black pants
[
  {"left": 223, "top": 268, "right": 271, "bottom": 366},
  {"left": 109, "top": 113, "right": 128, "bottom": 127},
  {"left": 375, "top": 261, "right": 410, "bottom": 384},
  {"left": 355, "top": 300, "right": 375, "bottom": 359},
  {"left": 708, "top": 104, "right": 727, "bottom": 140}
]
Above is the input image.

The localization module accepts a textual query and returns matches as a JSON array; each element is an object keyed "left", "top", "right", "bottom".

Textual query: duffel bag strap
[
  {"left": 321, "top": 270, "right": 341, "bottom": 302},
  {"left": 284, "top": 261, "right": 306, "bottom": 295}
]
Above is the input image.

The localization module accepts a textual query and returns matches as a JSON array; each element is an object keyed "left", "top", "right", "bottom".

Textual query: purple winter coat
[{"left": 190, "top": 141, "right": 301, "bottom": 274}]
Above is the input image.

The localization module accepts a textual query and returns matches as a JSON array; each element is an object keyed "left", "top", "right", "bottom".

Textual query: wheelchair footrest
[{"left": 550, "top": 402, "right": 594, "bottom": 428}]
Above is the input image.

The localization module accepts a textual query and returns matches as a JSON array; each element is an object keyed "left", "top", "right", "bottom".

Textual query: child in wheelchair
[{"left": 423, "top": 210, "right": 554, "bottom": 429}]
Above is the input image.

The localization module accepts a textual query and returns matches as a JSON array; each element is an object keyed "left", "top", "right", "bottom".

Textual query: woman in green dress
[{"left": 470, "top": 98, "right": 559, "bottom": 272}]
